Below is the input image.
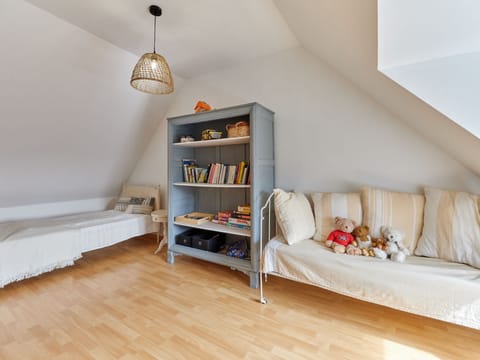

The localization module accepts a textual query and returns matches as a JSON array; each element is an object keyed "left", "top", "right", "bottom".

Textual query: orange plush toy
[{"left": 194, "top": 101, "right": 212, "bottom": 113}]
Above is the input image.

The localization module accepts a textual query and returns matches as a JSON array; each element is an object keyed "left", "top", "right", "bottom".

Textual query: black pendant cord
[{"left": 153, "top": 15, "right": 156, "bottom": 54}]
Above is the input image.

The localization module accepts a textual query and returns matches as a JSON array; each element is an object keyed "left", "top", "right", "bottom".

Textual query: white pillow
[
  {"left": 273, "top": 188, "right": 315, "bottom": 245},
  {"left": 415, "top": 187, "right": 480, "bottom": 268}
]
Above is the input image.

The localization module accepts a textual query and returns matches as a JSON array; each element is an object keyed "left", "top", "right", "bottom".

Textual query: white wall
[
  {"left": 130, "top": 47, "right": 480, "bottom": 206},
  {"left": 0, "top": 0, "right": 179, "bottom": 208}
]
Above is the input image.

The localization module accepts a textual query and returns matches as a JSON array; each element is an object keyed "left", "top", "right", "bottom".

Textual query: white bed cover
[
  {"left": 0, "top": 210, "right": 155, "bottom": 288},
  {"left": 263, "top": 236, "right": 480, "bottom": 330}
]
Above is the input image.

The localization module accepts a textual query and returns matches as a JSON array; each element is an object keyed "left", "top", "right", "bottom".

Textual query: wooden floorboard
[{"left": 0, "top": 235, "right": 479, "bottom": 359}]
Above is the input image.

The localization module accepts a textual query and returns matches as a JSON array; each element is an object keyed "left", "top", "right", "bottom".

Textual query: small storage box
[
  {"left": 175, "top": 229, "right": 197, "bottom": 247},
  {"left": 192, "top": 231, "right": 224, "bottom": 252}
]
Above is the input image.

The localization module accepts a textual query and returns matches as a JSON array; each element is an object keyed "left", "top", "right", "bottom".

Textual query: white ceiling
[{"left": 25, "top": 0, "right": 299, "bottom": 78}]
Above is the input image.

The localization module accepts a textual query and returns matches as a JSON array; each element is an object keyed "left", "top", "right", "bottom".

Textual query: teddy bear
[
  {"left": 370, "top": 237, "right": 389, "bottom": 259},
  {"left": 381, "top": 225, "right": 410, "bottom": 263},
  {"left": 325, "top": 216, "right": 361, "bottom": 255},
  {"left": 352, "top": 225, "right": 375, "bottom": 256}
]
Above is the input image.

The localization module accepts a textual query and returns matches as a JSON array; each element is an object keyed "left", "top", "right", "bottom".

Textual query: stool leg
[{"left": 154, "top": 221, "right": 168, "bottom": 254}]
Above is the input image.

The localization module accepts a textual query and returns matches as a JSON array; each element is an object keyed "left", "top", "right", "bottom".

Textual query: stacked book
[
  {"left": 211, "top": 205, "right": 251, "bottom": 230},
  {"left": 182, "top": 159, "right": 249, "bottom": 185}
]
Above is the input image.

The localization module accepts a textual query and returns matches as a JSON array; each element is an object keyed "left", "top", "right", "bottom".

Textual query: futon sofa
[{"left": 260, "top": 187, "right": 480, "bottom": 330}]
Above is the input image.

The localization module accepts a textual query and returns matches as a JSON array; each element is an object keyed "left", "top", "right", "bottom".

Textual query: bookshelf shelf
[
  {"left": 174, "top": 220, "right": 251, "bottom": 237},
  {"left": 167, "top": 102, "right": 274, "bottom": 288},
  {"left": 170, "top": 244, "right": 252, "bottom": 272},
  {"left": 173, "top": 136, "right": 249, "bottom": 148},
  {"left": 173, "top": 182, "right": 250, "bottom": 188}
]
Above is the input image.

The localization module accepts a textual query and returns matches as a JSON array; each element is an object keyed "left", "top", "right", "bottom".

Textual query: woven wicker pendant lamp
[{"left": 130, "top": 5, "right": 174, "bottom": 95}]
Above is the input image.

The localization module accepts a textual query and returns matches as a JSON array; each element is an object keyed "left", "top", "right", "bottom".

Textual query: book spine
[
  {"left": 211, "top": 218, "right": 228, "bottom": 225},
  {"left": 226, "top": 222, "right": 251, "bottom": 230},
  {"left": 241, "top": 165, "right": 249, "bottom": 185},
  {"left": 207, "top": 163, "right": 215, "bottom": 184},
  {"left": 228, "top": 217, "right": 251, "bottom": 226},
  {"left": 232, "top": 212, "right": 251, "bottom": 220},
  {"left": 218, "top": 211, "right": 233, "bottom": 218},
  {"left": 235, "top": 161, "right": 243, "bottom": 184},
  {"left": 237, "top": 205, "right": 251, "bottom": 213}
]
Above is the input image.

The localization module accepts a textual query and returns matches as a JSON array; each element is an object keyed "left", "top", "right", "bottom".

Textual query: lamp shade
[{"left": 130, "top": 52, "right": 174, "bottom": 94}]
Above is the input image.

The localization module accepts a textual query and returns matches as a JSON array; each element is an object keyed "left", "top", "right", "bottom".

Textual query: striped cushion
[
  {"left": 361, "top": 187, "right": 425, "bottom": 253},
  {"left": 312, "top": 192, "right": 362, "bottom": 241},
  {"left": 415, "top": 187, "right": 480, "bottom": 268}
]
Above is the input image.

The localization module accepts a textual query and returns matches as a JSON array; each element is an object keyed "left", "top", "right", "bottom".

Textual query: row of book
[
  {"left": 211, "top": 205, "right": 251, "bottom": 230},
  {"left": 182, "top": 159, "right": 250, "bottom": 185}
]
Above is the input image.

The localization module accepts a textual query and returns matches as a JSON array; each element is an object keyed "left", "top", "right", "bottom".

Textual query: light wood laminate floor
[{"left": 0, "top": 235, "right": 479, "bottom": 359}]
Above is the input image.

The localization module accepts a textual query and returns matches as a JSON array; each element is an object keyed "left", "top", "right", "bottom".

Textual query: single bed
[{"left": 0, "top": 184, "right": 159, "bottom": 288}]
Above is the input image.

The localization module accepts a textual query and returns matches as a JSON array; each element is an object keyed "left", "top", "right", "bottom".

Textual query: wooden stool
[{"left": 151, "top": 209, "right": 168, "bottom": 254}]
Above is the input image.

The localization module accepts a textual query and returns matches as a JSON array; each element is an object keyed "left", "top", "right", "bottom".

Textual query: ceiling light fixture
[{"left": 130, "top": 5, "right": 174, "bottom": 95}]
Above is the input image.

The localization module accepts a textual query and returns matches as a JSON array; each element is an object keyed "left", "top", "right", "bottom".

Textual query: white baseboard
[{"left": 0, "top": 197, "right": 116, "bottom": 222}]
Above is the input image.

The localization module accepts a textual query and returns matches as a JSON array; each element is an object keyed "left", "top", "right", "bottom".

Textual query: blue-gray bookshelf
[{"left": 167, "top": 103, "right": 274, "bottom": 288}]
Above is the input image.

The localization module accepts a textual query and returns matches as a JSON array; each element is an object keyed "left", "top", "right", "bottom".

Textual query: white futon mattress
[
  {"left": 263, "top": 236, "right": 480, "bottom": 329},
  {"left": 0, "top": 210, "right": 155, "bottom": 287}
]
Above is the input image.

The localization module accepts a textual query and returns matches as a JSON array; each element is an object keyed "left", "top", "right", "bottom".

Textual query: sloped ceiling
[
  {"left": 1, "top": 0, "right": 298, "bottom": 208},
  {"left": 378, "top": 0, "right": 480, "bottom": 139},
  {"left": 25, "top": 0, "right": 299, "bottom": 78},
  {"left": 25, "top": 0, "right": 480, "bottom": 173},
  {"left": 0, "top": 0, "right": 178, "bottom": 207},
  {"left": 5, "top": 0, "right": 480, "bottom": 208},
  {"left": 274, "top": 0, "right": 480, "bottom": 178}
]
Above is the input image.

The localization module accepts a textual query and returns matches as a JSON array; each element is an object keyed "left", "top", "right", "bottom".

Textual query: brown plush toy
[
  {"left": 325, "top": 217, "right": 361, "bottom": 255},
  {"left": 352, "top": 225, "right": 375, "bottom": 256},
  {"left": 370, "top": 237, "right": 389, "bottom": 259}
]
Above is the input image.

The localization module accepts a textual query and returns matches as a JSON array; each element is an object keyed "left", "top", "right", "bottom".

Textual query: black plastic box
[
  {"left": 175, "top": 229, "right": 197, "bottom": 247},
  {"left": 191, "top": 231, "right": 224, "bottom": 252}
]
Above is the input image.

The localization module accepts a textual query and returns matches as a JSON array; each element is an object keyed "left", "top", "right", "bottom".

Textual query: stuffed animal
[
  {"left": 381, "top": 225, "right": 410, "bottom": 263},
  {"left": 325, "top": 217, "right": 361, "bottom": 255},
  {"left": 371, "top": 237, "right": 389, "bottom": 259},
  {"left": 352, "top": 225, "right": 375, "bottom": 256}
]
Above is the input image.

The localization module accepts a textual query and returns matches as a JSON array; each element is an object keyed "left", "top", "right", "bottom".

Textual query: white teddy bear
[{"left": 380, "top": 225, "right": 410, "bottom": 263}]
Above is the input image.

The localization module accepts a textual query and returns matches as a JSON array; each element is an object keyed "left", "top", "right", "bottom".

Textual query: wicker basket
[{"left": 226, "top": 121, "right": 250, "bottom": 138}]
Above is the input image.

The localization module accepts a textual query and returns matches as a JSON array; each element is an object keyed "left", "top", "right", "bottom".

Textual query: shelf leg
[
  {"left": 249, "top": 272, "right": 259, "bottom": 289},
  {"left": 167, "top": 250, "right": 175, "bottom": 264}
]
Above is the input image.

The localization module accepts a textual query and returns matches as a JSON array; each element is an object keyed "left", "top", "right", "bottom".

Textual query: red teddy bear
[{"left": 325, "top": 216, "right": 361, "bottom": 255}]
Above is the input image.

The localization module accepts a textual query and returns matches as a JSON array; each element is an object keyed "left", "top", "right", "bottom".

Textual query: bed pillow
[
  {"left": 312, "top": 192, "right": 362, "bottom": 241},
  {"left": 125, "top": 204, "right": 154, "bottom": 215},
  {"left": 273, "top": 188, "right": 315, "bottom": 245},
  {"left": 415, "top": 187, "right": 480, "bottom": 268},
  {"left": 361, "top": 186, "right": 425, "bottom": 253},
  {"left": 114, "top": 197, "right": 154, "bottom": 214}
]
